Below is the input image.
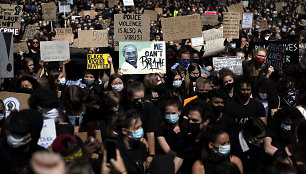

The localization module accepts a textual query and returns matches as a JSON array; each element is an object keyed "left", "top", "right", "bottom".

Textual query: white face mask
[
  {"left": 40, "top": 107, "right": 59, "bottom": 119},
  {"left": 265, "top": 36, "right": 270, "bottom": 41},
  {"left": 7, "top": 133, "right": 31, "bottom": 148},
  {"left": 259, "top": 93, "right": 268, "bottom": 100},
  {"left": 59, "top": 77, "right": 66, "bottom": 85}
]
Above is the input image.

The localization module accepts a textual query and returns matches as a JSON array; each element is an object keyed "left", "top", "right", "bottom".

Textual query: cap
[
  {"left": 52, "top": 134, "right": 77, "bottom": 153},
  {"left": 37, "top": 89, "right": 59, "bottom": 108},
  {"left": 7, "top": 111, "right": 31, "bottom": 134}
]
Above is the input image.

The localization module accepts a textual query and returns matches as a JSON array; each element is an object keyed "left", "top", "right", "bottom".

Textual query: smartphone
[
  {"left": 87, "top": 122, "right": 96, "bottom": 139},
  {"left": 105, "top": 140, "right": 117, "bottom": 163}
]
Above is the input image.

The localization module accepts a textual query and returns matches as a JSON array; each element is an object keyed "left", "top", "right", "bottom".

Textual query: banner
[
  {"left": 254, "top": 40, "right": 299, "bottom": 70},
  {"left": 201, "top": 14, "right": 219, "bottom": 26},
  {"left": 223, "top": 12, "right": 241, "bottom": 39},
  {"left": 38, "top": 119, "right": 57, "bottom": 149},
  {"left": 42, "top": 3, "right": 57, "bottom": 21},
  {"left": 13, "top": 42, "right": 29, "bottom": 53},
  {"left": 161, "top": 15, "right": 202, "bottom": 41},
  {"left": 77, "top": 30, "right": 108, "bottom": 48},
  {"left": 55, "top": 28, "right": 72, "bottom": 35},
  {"left": 123, "top": 0, "right": 134, "bottom": 6},
  {"left": 40, "top": 40, "right": 70, "bottom": 61},
  {"left": 0, "top": 91, "right": 30, "bottom": 117},
  {"left": 119, "top": 41, "right": 166, "bottom": 74},
  {"left": 213, "top": 56, "right": 243, "bottom": 75},
  {"left": 0, "top": 33, "right": 14, "bottom": 78},
  {"left": 242, "top": 13, "right": 253, "bottom": 28},
  {"left": 241, "top": 1, "right": 249, "bottom": 8},
  {"left": 114, "top": 14, "right": 150, "bottom": 51},
  {"left": 87, "top": 54, "right": 110, "bottom": 69},
  {"left": 203, "top": 27, "right": 225, "bottom": 57},
  {"left": 22, "top": 25, "right": 39, "bottom": 40}
]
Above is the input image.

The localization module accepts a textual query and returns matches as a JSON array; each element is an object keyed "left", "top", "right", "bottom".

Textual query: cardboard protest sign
[
  {"left": 0, "top": 4, "right": 23, "bottom": 15},
  {"left": 80, "top": 10, "right": 96, "bottom": 19},
  {"left": 0, "top": 33, "right": 14, "bottom": 78},
  {"left": 13, "top": 42, "right": 29, "bottom": 53},
  {"left": 191, "top": 37, "right": 204, "bottom": 47},
  {"left": 40, "top": 40, "right": 70, "bottom": 61},
  {"left": 22, "top": 25, "right": 39, "bottom": 40},
  {"left": 0, "top": 91, "right": 30, "bottom": 117},
  {"left": 58, "top": 1, "right": 71, "bottom": 13},
  {"left": 201, "top": 14, "right": 219, "bottom": 26},
  {"left": 155, "top": 8, "right": 163, "bottom": 14},
  {"left": 108, "top": 0, "right": 118, "bottom": 7},
  {"left": 53, "top": 34, "right": 74, "bottom": 43},
  {"left": 297, "top": 5, "right": 305, "bottom": 14},
  {"left": 254, "top": 40, "right": 299, "bottom": 70},
  {"left": 0, "top": 15, "right": 21, "bottom": 30},
  {"left": 42, "top": 3, "right": 57, "bottom": 21},
  {"left": 213, "top": 56, "right": 243, "bottom": 75},
  {"left": 275, "top": 2, "right": 284, "bottom": 11},
  {"left": 259, "top": 20, "right": 268, "bottom": 30},
  {"left": 144, "top": 10, "right": 157, "bottom": 21},
  {"left": 242, "top": 13, "right": 253, "bottom": 28},
  {"left": 77, "top": 30, "right": 108, "bottom": 48},
  {"left": 123, "top": 0, "right": 134, "bottom": 6},
  {"left": 223, "top": 12, "right": 241, "bottom": 39},
  {"left": 55, "top": 28, "right": 72, "bottom": 35},
  {"left": 228, "top": 3, "right": 244, "bottom": 14},
  {"left": 119, "top": 41, "right": 166, "bottom": 74},
  {"left": 98, "top": 19, "right": 111, "bottom": 29},
  {"left": 241, "top": 1, "right": 249, "bottom": 8},
  {"left": 38, "top": 119, "right": 57, "bottom": 149},
  {"left": 87, "top": 54, "right": 110, "bottom": 69},
  {"left": 203, "top": 27, "right": 225, "bottom": 57},
  {"left": 161, "top": 15, "right": 202, "bottom": 41},
  {"left": 205, "top": 11, "right": 217, "bottom": 15},
  {"left": 114, "top": 14, "right": 150, "bottom": 51},
  {"left": 96, "top": 3, "right": 105, "bottom": 9}
]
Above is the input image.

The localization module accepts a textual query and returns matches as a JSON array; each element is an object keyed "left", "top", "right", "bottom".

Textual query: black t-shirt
[
  {"left": 223, "top": 99, "right": 265, "bottom": 132},
  {"left": 140, "top": 102, "right": 159, "bottom": 133},
  {"left": 208, "top": 113, "right": 235, "bottom": 135},
  {"left": 156, "top": 124, "right": 185, "bottom": 153}
]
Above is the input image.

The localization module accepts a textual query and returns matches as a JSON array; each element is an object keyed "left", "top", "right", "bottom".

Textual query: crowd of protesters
[{"left": 0, "top": 0, "right": 306, "bottom": 173}]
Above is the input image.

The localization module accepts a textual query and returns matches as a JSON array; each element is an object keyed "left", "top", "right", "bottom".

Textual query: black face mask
[
  {"left": 20, "top": 87, "right": 32, "bottom": 94},
  {"left": 188, "top": 122, "right": 201, "bottom": 134},
  {"left": 197, "top": 91, "right": 208, "bottom": 100},
  {"left": 193, "top": 59, "right": 199, "bottom": 64},
  {"left": 133, "top": 100, "right": 144, "bottom": 109},
  {"left": 239, "top": 93, "right": 249, "bottom": 101},
  {"left": 155, "top": 83, "right": 165, "bottom": 96},
  {"left": 212, "top": 105, "right": 224, "bottom": 116},
  {"left": 189, "top": 75, "right": 199, "bottom": 82},
  {"left": 223, "top": 82, "right": 234, "bottom": 91}
]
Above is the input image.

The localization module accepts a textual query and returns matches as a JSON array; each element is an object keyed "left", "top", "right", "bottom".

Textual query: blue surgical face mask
[
  {"left": 181, "top": 60, "right": 190, "bottom": 67},
  {"left": 281, "top": 123, "right": 291, "bottom": 131},
  {"left": 255, "top": 25, "right": 260, "bottom": 29},
  {"left": 277, "top": 23, "right": 282, "bottom": 26},
  {"left": 84, "top": 79, "right": 94, "bottom": 86},
  {"left": 128, "top": 128, "right": 144, "bottom": 140},
  {"left": 282, "top": 28, "right": 287, "bottom": 32},
  {"left": 59, "top": 77, "right": 66, "bottom": 85},
  {"left": 0, "top": 113, "right": 5, "bottom": 120},
  {"left": 165, "top": 114, "right": 179, "bottom": 124},
  {"left": 231, "top": 44, "right": 236, "bottom": 49},
  {"left": 217, "top": 144, "right": 231, "bottom": 155},
  {"left": 42, "top": 23, "right": 47, "bottom": 27},
  {"left": 173, "top": 81, "right": 182, "bottom": 88}
]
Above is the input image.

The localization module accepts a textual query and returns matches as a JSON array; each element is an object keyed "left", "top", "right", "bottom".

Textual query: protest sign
[
  {"left": 191, "top": 36, "right": 204, "bottom": 47},
  {"left": 0, "top": 33, "right": 14, "bottom": 78},
  {"left": 13, "top": 42, "right": 29, "bottom": 53},
  {"left": 42, "top": 3, "right": 57, "bottom": 21},
  {"left": 0, "top": 15, "right": 21, "bottom": 29},
  {"left": 241, "top": 1, "right": 249, "bottom": 8},
  {"left": 213, "top": 56, "right": 243, "bottom": 75},
  {"left": 59, "top": 1, "right": 71, "bottom": 13},
  {"left": 228, "top": 3, "right": 244, "bottom": 14},
  {"left": 0, "top": 4, "right": 22, "bottom": 34},
  {"left": 223, "top": 12, "right": 241, "bottom": 39},
  {"left": 123, "top": 0, "right": 134, "bottom": 6},
  {"left": 53, "top": 34, "right": 74, "bottom": 43},
  {"left": 40, "top": 40, "right": 70, "bottom": 61},
  {"left": 275, "top": 2, "right": 284, "bottom": 11},
  {"left": 22, "top": 25, "right": 39, "bottom": 40},
  {"left": 0, "top": 4, "right": 23, "bottom": 15},
  {"left": 87, "top": 54, "right": 110, "bottom": 69},
  {"left": 297, "top": 5, "right": 305, "bottom": 14},
  {"left": 114, "top": 14, "right": 150, "bottom": 51},
  {"left": 108, "top": 0, "right": 118, "bottom": 7},
  {"left": 71, "top": 16, "right": 81, "bottom": 20},
  {"left": 155, "top": 8, "right": 163, "bottom": 14},
  {"left": 77, "top": 30, "right": 108, "bottom": 48},
  {"left": 201, "top": 14, "right": 219, "bottom": 26},
  {"left": 203, "top": 27, "right": 225, "bottom": 57},
  {"left": 96, "top": 3, "right": 105, "bottom": 9},
  {"left": 75, "top": 130, "right": 102, "bottom": 143},
  {"left": 242, "top": 13, "right": 253, "bottom": 28},
  {"left": 254, "top": 40, "right": 299, "bottom": 70},
  {"left": 144, "top": 10, "right": 157, "bottom": 21},
  {"left": 55, "top": 28, "right": 72, "bottom": 35},
  {"left": 38, "top": 119, "right": 57, "bottom": 149},
  {"left": 259, "top": 20, "right": 268, "bottom": 30},
  {"left": 205, "top": 11, "right": 217, "bottom": 15},
  {"left": 80, "top": 10, "right": 96, "bottom": 19},
  {"left": 0, "top": 91, "right": 30, "bottom": 117},
  {"left": 98, "top": 19, "right": 111, "bottom": 29},
  {"left": 161, "top": 15, "right": 202, "bottom": 41},
  {"left": 119, "top": 41, "right": 166, "bottom": 74}
]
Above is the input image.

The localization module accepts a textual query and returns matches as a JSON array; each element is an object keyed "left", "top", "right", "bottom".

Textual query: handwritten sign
[
  {"left": 80, "top": 10, "right": 96, "bottom": 19},
  {"left": 119, "top": 41, "right": 166, "bottom": 74},
  {"left": 38, "top": 119, "right": 57, "bottom": 149},
  {"left": 42, "top": 3, "right": 57, "bottom": 21},
  {"left": 201, "top": 14, "right": 219, "bottom": 26},
  {"left": 96, "top": 3, "right": 105, "bottom": 9},
  {"left": 0, "top": 91, "right": 30, "bottom": 117},
  {"left": 58, "top": 1, "right": 71, "bottom": 13},
  {"left": 0, "top": 14, "right": 21, "bottom": 29},
  {"left": 0, "top": 4, "right": 23, "bottom": 15},
  {"left": 213, "top": 56, "right": 243, "bottom": 75},
  {"left": 0, "top": 4, "right": 22, "bottom": 34},
  {"left": 228, "top": 3, "right": 244, "bottom": 14},
  {"left": 144, "top": 10, "right": 157, "bottom": 21},
  {"left": 114, "top": 14, "right": 150, "bottom": 51},
  {"left": 87, "top": 54, "right": 110, "bottom": 69},
  {"left": 191, "top": 37, "right": 204, "bottom": 47},
  {"left": 40, "top": 40, "right": 70, "bottom": 61},
  {"left": 55, "top": 28, "right": 72, "bottom": 35},
  {"left": 123, "top": 0, "right": 134, "bottom": 6},
  {"left": 205, "top": 11, "right": 217, "bottom": 15},
  {"left": 155, "top": 8, "right": 163, "bottom": 14},
  {"left": 0, "top": 33, "right": 14, "bottom": 78},
  {"left": 53, "top": 34, "right": 74, "bottom": 43},
  {"left": 241, "top": 1, "right": 249, "bottom": 8},
  {"left": 161, "top": 15, "right": 202, "bottom": 41},
  {"left": 98, "top": 19, "right": 111, "bottom": 29},
  {"left": 22, "top": 25, "right": 39, "bottom": 40},
  {"left": 108, "top": 0, "right": 118, "bottom": 7},
  {"left": 203, "top": 27, "right": 225, "bottom": 57},
  {"left": 77, "top": 30, "right": 108, "bottom": 48},
  {"left": 259, "top": 20, "right": 268, "bottom": 30},
  {"left": 223, "top": 12, "right": 241, "bottom": 39},
  {"left": 242, "top": 13, "right": 253, "bottom": 28},
  {"left": 13, "top": 42, "right": 28, "bottom": 53}
]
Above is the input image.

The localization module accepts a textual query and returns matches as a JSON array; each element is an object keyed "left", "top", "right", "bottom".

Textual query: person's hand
[
  {"left": 82, "top": 137, "right": 97, "bottom": 159},
  {"left": 107, "top": 55, "right": 113, "bottom": 64},
  {"left": 63, "top": 58, "right": 71, "bottom": 65},
  {"left": 39, "top": 60, "right": 44, "bottom": 67},
  {"left": 110, "top": 149, "right": 128, "bottom": 174},
  {"left": 268, "top": 66, "right": 274, "bottom": 74},
  {"left": 118, "top": 68, "right": 123, "bottom": 75},
  {"left": 101, "top": 151, "right": 111, "bottom": 174},
  {"left": 146, "top": 156, "right": 153, "bottom": 168}
]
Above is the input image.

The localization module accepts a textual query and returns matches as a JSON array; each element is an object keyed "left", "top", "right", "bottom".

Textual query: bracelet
[{"left": 148, "top": 154, "right": 155, "bottom": 158}]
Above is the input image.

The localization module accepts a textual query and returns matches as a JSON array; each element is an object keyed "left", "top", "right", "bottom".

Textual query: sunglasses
[{"left": 33, "top": 42, "right": 39, "bottom": 44}]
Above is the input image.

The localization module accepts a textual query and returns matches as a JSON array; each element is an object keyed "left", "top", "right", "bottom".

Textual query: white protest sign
[
  {"left": 242, "top": 13, "right": 253, "bottom": 29},
  {"left": 201, "top": 27, "right": 225, "bottom": 57},
  {"left": 123, "top": 0, "right": 134, "bottom": 6},
  {"left": 59, "top": 1, "right": 71, "bottom": 13},
  {"left": 241, "top": 1, "right": 249, "bottom": 8},
  {"left": 0, "top": 33, "right": 14, "bottom": 78},
  {"left": 40, "top": 40, "right": 70, "bottom": 61},
  {"left": 38, "top": 119, "right": 57, "bottom": 149},
  {"left": 191, "top": 37, "right": 204, "bottom": 47},
  {"left": 213, "top": 56, "right": 243, "bottom": 75}
]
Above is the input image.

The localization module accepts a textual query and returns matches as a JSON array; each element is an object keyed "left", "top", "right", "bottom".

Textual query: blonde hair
[{"left": 250, "top": 47, "right": 268, "bottom": 77}]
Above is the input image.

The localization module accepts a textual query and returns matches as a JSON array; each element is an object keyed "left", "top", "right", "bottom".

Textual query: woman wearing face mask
[
  {"left": 107, "top": 73, "right": 124, "bottom": 93},
  {"left": 165, "top": 70, "right": 185, "bottom": 105},
  {"left": 156, "top": 98, "right": 185, "bottom": 159},
  {"left": 218, "top": 68, "right": 237, "bottom": 102},
  {"left": 184, "top": 63, "right": 201, "bottom": 96},
  {"left": 113, "top": 110, "right": 147, "bottom": 174},
  {"left": 192, "top": 128, "right": 243, "bottom": 174},
  {"left": 16, "top": 75, "right": 40, "bottom": 94}
]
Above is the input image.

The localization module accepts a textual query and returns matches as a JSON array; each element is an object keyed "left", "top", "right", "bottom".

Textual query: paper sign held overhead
[
  {"left": 23, "top": 25, "right": 39, "bottom": 40},
  {"left": 123, "top": 0, "right": 134, "bottom": 6},
  {"left": 119, "top": 41, "right": 166, "bottom": 74},
  {"left": 191, "top": 37, "right": 204, "bottom": 47},
  {"left": 42, "top": 3, "right": 57, "bottom": 21},
  {"left": 201, "top": 14, "right": 219, "bottom": 26},
  {"left": 213, "top": 56, "right": 243, "bottom": 75},
  {"left": 38, "top": 119, "right": 57, "bottom": 149},
  {"left": 77, "top": 30, "right": 108, "bottom": 48},
  {"left": 40, "top": 40, "right": 70, "bottom": 61},
  {"left": 55, "top": 28, "right": 72, "bottom": 35},
  {"left": 203, "top": 27, "right": 225, "bottom": 57},
  {"left": 0, "top": 33, "right": 14, "bottom": 78},
  {"left": 242, "top": 13, "right": 253, "bottom": 29},
  {"left": 223, "top": 12, "right": 241, "bottom": 39},
  {"left": 87, "top": 54, "right": 110, "bottom": 69}
]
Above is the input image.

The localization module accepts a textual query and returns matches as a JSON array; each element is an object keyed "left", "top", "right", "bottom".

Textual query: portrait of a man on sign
[{"left": 122, "top": 44, "right": 138, "bottom": 69}]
